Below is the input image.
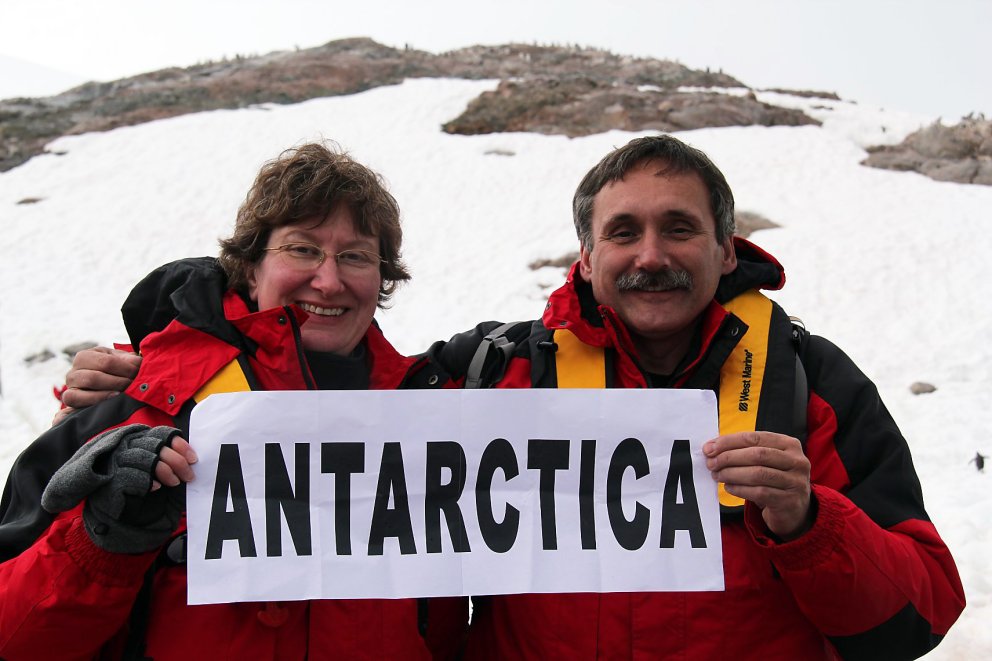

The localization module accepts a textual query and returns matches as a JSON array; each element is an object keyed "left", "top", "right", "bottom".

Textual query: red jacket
[
  {"left": 0, "top": 258, "right": 466, "bottom": 661},
  {"left": 431, "top": 240, "right": 964, "bottom": 660}
]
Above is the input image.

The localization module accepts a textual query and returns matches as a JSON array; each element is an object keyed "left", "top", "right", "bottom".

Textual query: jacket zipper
[{"left": 284, "top": 306, "right": 317, "bottom": 390}]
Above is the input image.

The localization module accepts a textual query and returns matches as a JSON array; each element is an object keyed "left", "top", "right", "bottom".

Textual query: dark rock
[
  {"left": 863, "top": 115, "right": 992, "bottom": 185},
  {"left": 529, "top": 252, "right": 580, "bottom": 270},
  {"left": 444, "top": 82, "right": 818, "bottom": 137},
  {"left": 62, "top": 341, "right": 99, "bottom": 360},
  {"left": 734, "top": 211, "right": 780, "bottom": 238},
  {"left": 909, "top": 381, "right": 937, "bottom": 395},
  {"left": 763, "top": 88, "right": 841, "bottom": 100},
  {"left": 23, "top": 349, "right": 55, "bottom": 365}
]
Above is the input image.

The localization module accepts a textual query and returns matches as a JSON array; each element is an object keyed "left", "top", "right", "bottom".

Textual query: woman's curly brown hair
[{"left": 218, "top": 142, "right": 410, "bottom": 306}]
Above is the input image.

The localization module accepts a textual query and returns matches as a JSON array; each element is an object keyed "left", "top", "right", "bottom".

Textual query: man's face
[{"left": 579, "top": 160, "right": 736, "bottom": 369}]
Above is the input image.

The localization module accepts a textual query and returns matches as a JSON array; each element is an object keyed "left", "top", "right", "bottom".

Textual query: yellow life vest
[
  {"left": 192, "top": 357, "right": 253, "bottom": 402},
  {"left": 554, "top": 289, "right": 777, "bottom": 509}
]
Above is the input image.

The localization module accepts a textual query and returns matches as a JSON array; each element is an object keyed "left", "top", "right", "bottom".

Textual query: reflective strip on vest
[
  {"left": 552, "top": 289, "right": 775, "bottom": 510},
  {"left": 192, "top": 358, "right": 251, "bottom": 403}
]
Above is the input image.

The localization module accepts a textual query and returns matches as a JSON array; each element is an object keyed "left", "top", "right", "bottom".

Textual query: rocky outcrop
[
  {"left": 444, "top": 81, "right": 817, "bottom": 136},
  {"left": 763, "top": 88, "right": 841, "bottom": 100},
  {"left": 0, "top": 39, "right": 820, "bottom": 173},
  {"left": 862, "top": 115, "right": 992, "bottom": 185},
  {"left": 734, "top": 211, "right": 780, "bottom": 238},
  {"left": 0, "top": 39, "right": 437, "bottom": 171}
]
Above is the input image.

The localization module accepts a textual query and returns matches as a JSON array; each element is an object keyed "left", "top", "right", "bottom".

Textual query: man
[
  {"left": 58, "top": 136, "right": 964, "bottom": 659},
  {"left": 427, "top": 135, "right": 964, "bottom": 659}
]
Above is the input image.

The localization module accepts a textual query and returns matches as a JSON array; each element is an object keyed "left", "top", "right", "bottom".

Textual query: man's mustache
[{"left": 616, "top": 270, "right": 693, "bottom": 292}]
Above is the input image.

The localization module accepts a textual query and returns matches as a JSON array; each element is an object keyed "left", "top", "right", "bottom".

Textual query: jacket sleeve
[
  {"left": 745, "top": 335, "right": 965, "bottom": 660},
  {"left": 0, "top": 394, "right": 157, "bottom": 561},
  {"left": 0, "top": 398, "right": 174, "bottom": 660},
  {"left": 0, "top": 510, "right": 157, "bottom": 660}
]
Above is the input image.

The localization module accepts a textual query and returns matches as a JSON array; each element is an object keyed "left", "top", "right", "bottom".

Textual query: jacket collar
[
  {"left": 364, "top": 320, "right": 422, "bottom": 390},
  {"left": 715, "top": 238, "right": 785, "bottom": 303}
]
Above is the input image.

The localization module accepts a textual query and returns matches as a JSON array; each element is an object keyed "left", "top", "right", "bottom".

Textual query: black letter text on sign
[
  {"left": 527, "top": 439, "right": 570, "bottom": 550},
  {"left": 265, "top": 443, "right": 312, "bottom": 557},
  {"left": 320, "top": 442, "right": 365, "bottom": 555},
  {"left": 661, "top": 439, "right": 706, "bottom": 548},
  {"left": 476, "top": 438, "right": 520, "bottom": 553},
  {"left": 579, "top": 439, "right": 597, "bottom": 550},
  {"left": 607, "top": 437, "right": 650, "bottom": 551},
  {"left": 206, "top": 444, "right": 257, "bottom": 560},
  {"left": 368, "top": 442, "right": 417, "bottom": 555},
  {"left": 425, "top": 441, "right": 471, "bottom": 553}
]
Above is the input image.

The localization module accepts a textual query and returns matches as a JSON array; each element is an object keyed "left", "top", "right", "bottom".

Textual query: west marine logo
[{"left": 738, "top": 349, "right": 753, "bottom": 411}]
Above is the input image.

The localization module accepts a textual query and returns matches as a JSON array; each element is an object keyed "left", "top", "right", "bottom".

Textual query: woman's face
[{"left": 247, "top": 206, "right": 382, "bottom": 355}]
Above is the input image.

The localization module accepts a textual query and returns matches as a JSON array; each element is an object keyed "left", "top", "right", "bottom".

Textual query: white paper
[{"left": 186, "top": 389, "right": 724, "bottom": 604}]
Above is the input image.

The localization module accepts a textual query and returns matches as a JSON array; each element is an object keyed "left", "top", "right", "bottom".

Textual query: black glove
[{"left": 42, "top": 424, "right": 185, "bottom": 554}]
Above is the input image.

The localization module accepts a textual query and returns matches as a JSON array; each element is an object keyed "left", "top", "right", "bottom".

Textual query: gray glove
[{"left": 42, "top": 424, "right": 185, "bottom": 554}]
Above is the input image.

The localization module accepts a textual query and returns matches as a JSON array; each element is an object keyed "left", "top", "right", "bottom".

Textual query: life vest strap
[
  {"left": 552, "top": 328, "right": 606, "bottom": 389},
  {"left": 192, "top": 357, "right": 252, "bottom": 402},
  {"left": 552, "top": 290, "right": 778, "bottom": 510},
  {"left": 715, "top": 290, "right": 773, "bottom": 507}
]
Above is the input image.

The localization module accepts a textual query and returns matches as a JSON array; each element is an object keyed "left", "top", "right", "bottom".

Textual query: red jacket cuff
[
  {"left": 745, "top": 484, "right": 847, "bottom": 570},
  {"left": 64, "top": 516, "right": 158, "bottom": 585}
]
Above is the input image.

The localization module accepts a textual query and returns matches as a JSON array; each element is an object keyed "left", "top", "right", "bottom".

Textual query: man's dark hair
[
  {"left": 572, "top": 135, "right": 736, "bottom": 250},
  {"left": 218, "top": 142, "right": 409, "bottom": 306}
]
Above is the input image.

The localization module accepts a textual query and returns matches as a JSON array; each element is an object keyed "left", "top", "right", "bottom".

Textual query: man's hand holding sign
[
  {"left": 704, "top": 431, "right": 813, "bottom": 541},
  {"left": 183, "top": 388, "right": 725, "bottom": 604}
]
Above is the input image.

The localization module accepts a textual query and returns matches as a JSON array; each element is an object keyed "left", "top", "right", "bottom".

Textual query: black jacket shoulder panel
[
  {"left": 0, "top": 395, "right": 145, "bottom": 561},
  {"left": 121, "top": 257, "right": 244, "bottom": 351},
  {"left": 715, "top": 241, "right": 785, "bottom": 304},
  {"left": 802, "top": 334, "right": 928, "bottom": 527}
]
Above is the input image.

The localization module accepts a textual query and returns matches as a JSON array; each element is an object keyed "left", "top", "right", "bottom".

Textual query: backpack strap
[
  {"left": 464, "top": 322, "right": 527, "bottom": 389},
  {"left": 121, "top": 534, "right": 187, "bottom": 660},
  {"left": 789, "top": 317, "right": 809, "bottom": 444}
]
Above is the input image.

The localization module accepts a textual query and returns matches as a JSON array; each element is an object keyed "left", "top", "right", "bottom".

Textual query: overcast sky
[{"left": 2, "top": 0, "right": 988, "bottom": 120}]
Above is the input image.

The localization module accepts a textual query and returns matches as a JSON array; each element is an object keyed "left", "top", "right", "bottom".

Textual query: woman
[{"left": 0, "top": 143, "right": 466, "bottom": 660}]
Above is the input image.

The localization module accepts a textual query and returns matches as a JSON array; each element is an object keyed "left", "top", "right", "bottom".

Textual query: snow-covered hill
[{"left": 0, "top": 77, "right": 987, "bottom": 657}]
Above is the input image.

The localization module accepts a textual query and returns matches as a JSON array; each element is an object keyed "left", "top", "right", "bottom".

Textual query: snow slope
[{"left": 0, "top": 78, "right": 987, "bottom": 657}]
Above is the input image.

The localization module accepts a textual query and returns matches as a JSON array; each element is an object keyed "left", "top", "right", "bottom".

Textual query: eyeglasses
[{"left": 263, "top": 242, "right": 384, "bottom": 272}]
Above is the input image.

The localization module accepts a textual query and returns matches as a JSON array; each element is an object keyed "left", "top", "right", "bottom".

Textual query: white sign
[{"left": 186, "top": 389, "right": 724, "bottom": 605}]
